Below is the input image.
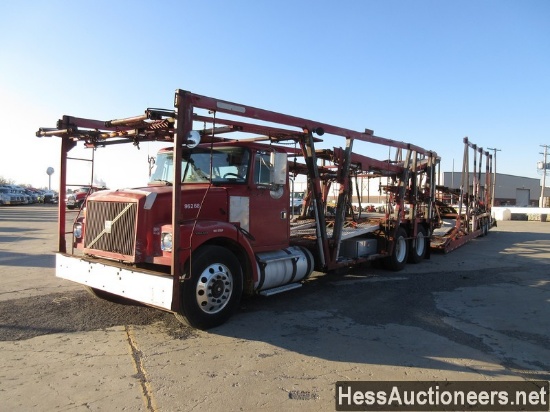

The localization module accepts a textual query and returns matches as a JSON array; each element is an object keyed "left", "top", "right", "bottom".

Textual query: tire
[
  {"left": 383, "top": 227, "right": 409, "bottom": 271},
  {"left": 408, "top": 225, "right": 427, "bottom": 264},
  {"left": 178, "top": 245, "right": 243, "bottom": 329},
  {"left": 478, "top": 218, "right": 487, "bottom": 237},
  {"left": 480, "top": 221, "right": 485, "bottom": 236}
]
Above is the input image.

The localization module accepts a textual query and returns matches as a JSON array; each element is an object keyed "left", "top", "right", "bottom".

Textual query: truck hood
[{"left": 87, "top": 184, "right": 229, "bottom": 223}]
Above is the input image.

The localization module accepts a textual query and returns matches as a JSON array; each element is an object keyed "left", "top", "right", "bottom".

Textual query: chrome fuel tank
[{"left": 254, "top": 246, "right": 314, "bottom": 291}]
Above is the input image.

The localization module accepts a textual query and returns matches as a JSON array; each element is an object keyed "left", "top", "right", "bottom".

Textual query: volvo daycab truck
[{"left": 37, "top": 89, "right": 440, "bottom": 329}]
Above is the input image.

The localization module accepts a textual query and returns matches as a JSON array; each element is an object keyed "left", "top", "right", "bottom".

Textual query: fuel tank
[{"left": 254, "top": 246, "right": 314, "bottom": 291}]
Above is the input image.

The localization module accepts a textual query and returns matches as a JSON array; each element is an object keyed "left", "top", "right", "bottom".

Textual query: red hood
[{"left": 88, "top": 184, "right": 230, "bottom": 224}]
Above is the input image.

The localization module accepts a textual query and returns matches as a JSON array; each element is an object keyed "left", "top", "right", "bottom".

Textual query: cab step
[{"left": 259, "top": 283, "right": 302, "bottom": 296}]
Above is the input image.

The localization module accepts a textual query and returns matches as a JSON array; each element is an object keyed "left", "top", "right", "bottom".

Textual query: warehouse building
[
  {"left": 293, "top": 172, "right": 547, "bottom": 208},
  {"left": 442, "top": 172, "right": 544, "bottom": 207}
]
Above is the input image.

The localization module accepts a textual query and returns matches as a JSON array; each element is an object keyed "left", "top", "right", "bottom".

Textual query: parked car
[
  {"left": 290, "top": 191, "right": 305, "bottom": 214},
  {"left": 43, "top": 190, "right": 59, "bottom": 204},
  {"left": 10, "top": 186, "right": 32, "bottom": 204},
  {"left": 66, "top": 186, "right": 106, "bottom": 209},
  {"left": 17, "top": 188, "right": 31, "bottom": 204},
  {"left": 0, "top": 188, "right": 10, "bottom": 205},
  {"left": 0, "top": 187, "right": 21, "bottom": 205},
  {"left": 24, "top": 189, "right": 40, "bottom": 204}
]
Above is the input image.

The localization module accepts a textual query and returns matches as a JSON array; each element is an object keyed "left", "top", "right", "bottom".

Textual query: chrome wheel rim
[{"left": 195, "top": 263, "right": 233, "bottom": 314}]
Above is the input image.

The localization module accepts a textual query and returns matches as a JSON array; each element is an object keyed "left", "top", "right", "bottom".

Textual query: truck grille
[{"left": 85, "top": 201, "right": 137, "bottom": 257}]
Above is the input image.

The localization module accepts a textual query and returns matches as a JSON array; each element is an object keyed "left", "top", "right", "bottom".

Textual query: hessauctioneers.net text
[{"left": 336, "top": 381, "right": 549, "bottom": 411}]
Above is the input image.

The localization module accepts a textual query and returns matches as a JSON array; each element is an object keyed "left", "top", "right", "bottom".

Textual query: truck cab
[
  {"left": 147, "top": 142, "right": 291, "bottom": 252},
  {"left": 65, "top": 139, "right": 312, "bottom": 329}
]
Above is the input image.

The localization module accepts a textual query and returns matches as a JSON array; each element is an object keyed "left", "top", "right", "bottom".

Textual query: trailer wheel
[
  {"left": 383, "top": 227, "right": 409, "bottom": 271},
  {"left": 408, "top": 226, "right": 427, "bottom": 264},
  {"left": 178, "top": 245, "right": 243, "bottom": 330}
]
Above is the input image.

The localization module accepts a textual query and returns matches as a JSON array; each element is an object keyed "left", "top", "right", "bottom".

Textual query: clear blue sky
[{"left": 1, "top": 0, "right": 549, "bottom": 190}]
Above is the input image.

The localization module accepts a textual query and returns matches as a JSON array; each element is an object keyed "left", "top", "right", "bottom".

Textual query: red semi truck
[{"left": 37, "top": 89, "right": 440, "bottom": 329}]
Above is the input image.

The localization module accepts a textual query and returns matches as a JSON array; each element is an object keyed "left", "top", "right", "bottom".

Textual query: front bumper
[{"left": 56, "top": 253, "right": 173, "bottom": 310}]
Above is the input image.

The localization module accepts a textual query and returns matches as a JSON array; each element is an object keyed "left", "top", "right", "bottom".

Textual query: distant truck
[
  {"left": 290, "top": 191, "right": 305, "bottom": 214},
  {"left": 66, "top": 186, "right": 106, "bottom": 209},
  {"left": 0, "top": 187, "right": 20, "bottom": 205},
  {"left": 43, "top": 190, "right": 59, "bottom": 204},
  {"left": 37, "top": 89, "right": 440, "bottom": 329}
]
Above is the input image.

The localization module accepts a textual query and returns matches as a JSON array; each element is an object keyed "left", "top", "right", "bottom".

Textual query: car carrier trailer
[
  {"left": 37, "top": 89, "right": 439, "bottom": 329},
  {"left": 431, "top": 137, "right": 494, "bottom": 253}
]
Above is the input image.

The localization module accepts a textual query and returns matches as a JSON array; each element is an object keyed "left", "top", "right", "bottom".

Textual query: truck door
[{"left": 248, "top": 150, "right": 289, "bottom": 251}]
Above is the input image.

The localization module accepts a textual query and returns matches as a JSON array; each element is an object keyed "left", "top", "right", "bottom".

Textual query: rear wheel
[
  {"left": 177, "top": 245, "right": 243, "bottom": 329},
  {"left": 408, "top": 226, "right": 427, "bottom": 263},
  {"left": 383, "top": 227, "right": 409, "bottom": 271}
]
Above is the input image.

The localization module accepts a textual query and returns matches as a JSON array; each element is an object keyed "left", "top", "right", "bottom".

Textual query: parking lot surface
[{"left": 1, "top": 205, "right": 549, "bottom": 411}]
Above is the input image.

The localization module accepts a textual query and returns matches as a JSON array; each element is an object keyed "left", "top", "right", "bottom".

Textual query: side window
[
  {"left": 254, "top": 153, "right": 272, "bottom": 185},
  {"left": 149, "top": 152, "right": 173, "bottom": 183},
  {"left": 210, "top": 147, "right": 250, "bottom": 183}
]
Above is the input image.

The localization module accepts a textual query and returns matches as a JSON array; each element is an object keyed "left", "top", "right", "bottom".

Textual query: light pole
[
  {"left": 487, "top": 147, "right": 501, "bottom": 208},
  {"left": 540, "top": 145, "right": 549, "bottom": 208}
]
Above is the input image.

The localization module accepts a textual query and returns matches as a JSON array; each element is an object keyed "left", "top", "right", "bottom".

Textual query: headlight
[
  {"left": 161, "top": 232, "right": 173, "bottom": 251},
  {"left": 74, "top": 223, "right": 83, "bottom": 239}
]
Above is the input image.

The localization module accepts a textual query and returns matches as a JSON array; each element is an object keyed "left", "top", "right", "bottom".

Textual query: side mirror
[
  {"left": 270, "top": 152, "right": 287, "bottom": 186},
  {"left": 185, "top": 130, "right": 201, "bottom": 149}
]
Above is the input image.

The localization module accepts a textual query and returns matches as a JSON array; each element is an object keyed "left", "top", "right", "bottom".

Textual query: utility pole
[
  {"left": 540, "top": 145, "right": 549, "bottom": 208},
  {"left": 487, "top": 147, "right": 501, "bottom": 208}
]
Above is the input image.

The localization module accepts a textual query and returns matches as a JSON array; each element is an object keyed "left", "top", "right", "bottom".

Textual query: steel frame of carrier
[
  {"left": 38, "top": 89, "right": 440, "bottom": 277},
  {"left": 287, "top": 137, "right": 440, "bottom": 270},
  {"left": 431, "top": 137, "right": 494, "bottom": 253}
]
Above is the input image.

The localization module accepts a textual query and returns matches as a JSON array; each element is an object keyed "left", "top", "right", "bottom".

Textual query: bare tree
[{"left": 0, "top": 176, "right": 16, "bottom": 185}]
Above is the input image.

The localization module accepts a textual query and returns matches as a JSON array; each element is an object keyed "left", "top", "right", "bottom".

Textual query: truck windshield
[{"left": 149, "top": 147, "right": 250, "bottom": 185}]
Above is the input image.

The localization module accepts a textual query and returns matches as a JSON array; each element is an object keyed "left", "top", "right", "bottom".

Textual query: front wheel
[
  {"left": 383, "top": 227, "right": 409, "bottom": 271},
  {"left": 178, "top": 245, "right": 243, "bottom": 329}
]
